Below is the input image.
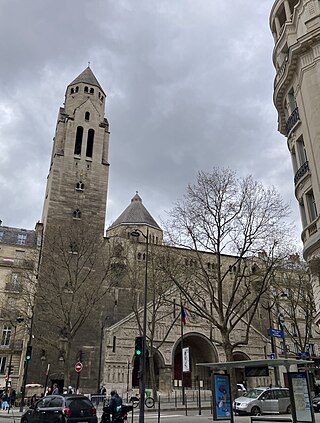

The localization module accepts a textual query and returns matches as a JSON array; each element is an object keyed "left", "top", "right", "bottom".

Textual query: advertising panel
[
  {"left": 288, "top": 372, "right": 313, "bottom": 423},
  {"left": 213, "top": 373, "right": 232, "bottom": 420}
]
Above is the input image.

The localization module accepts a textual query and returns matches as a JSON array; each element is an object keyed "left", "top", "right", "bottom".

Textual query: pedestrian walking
[
  {"left": 52, "top": 384, "right": 59, "bottom": 394},
  {"left": 9, "top": 389, "right": 16, "bottom": 408}
]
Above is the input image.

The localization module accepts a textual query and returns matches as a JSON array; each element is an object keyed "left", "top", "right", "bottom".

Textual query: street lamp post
[
  {"left": 130, "top": 227, "right": 149, "bottom": 423},
  {"left": 278, "top": 313, "right": 288, "bottom": 359},
  {"left": 265, "top": 304, "right": 280, "bottom": 386}
]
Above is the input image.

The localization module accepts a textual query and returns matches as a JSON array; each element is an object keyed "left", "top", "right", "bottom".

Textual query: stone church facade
[{"left": 8, "top": 65, "right": 316, "bottom": 395}]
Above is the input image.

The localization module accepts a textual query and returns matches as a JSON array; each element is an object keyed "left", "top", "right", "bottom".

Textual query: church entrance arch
[
  {"left": 232, "top": 351, "right": 250, "bottom": 386},
  {"left": 173, "top": 333, "right": 218, "bottom": 390}
]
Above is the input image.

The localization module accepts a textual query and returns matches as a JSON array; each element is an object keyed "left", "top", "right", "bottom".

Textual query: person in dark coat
[
  {"left": 109, "top": 390, "right": 122, "bottom": 422},
  {"left": 9, "top": 390, "right": 16, "bottom": 408}
]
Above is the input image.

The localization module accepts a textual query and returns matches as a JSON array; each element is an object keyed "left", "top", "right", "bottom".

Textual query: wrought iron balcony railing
[
  {"left": 286, "top": 107, "right": 300, "bottom": 135},
  {"left": 294, "top": 161, "right": 309, "bottom": 185}
]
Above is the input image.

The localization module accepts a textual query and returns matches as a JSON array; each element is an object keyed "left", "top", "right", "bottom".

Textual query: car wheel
[
  {"left": 251, "top": 406, "right": 261, "bottom": 416},
  {"left": 21, "top": 418, "right": 28, "bottom": 423},
  {"left": 286, "top": 405, "right": 292, "bottom": 414}
]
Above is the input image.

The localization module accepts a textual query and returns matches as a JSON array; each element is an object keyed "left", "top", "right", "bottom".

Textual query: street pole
[
  {"left": 267, "top": 305, "right": 280, "bottom": 386},
  {"left": 130, "top": 227, "right": 149, "bottom": 423},
  {"left": 76, "top": 350, "right": 83, "bottom": 393},
  {"left": 140, "top": 228, "right": 149, "bottom": 423},
  {"left": 278, "top": 313, "right": 288, "bottom": 359}
]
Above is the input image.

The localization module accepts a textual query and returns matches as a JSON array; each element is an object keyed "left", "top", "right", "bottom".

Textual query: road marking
[{"left": 145, "top": 414, "right": 183, "bottom": 419}]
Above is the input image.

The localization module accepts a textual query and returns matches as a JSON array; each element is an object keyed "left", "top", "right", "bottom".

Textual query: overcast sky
[{"left": 0, "top": 0, "right": 302, "bottom": 245}]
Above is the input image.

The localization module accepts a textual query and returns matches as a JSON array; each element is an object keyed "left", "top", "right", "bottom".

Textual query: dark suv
[{"left": 21, "top": 394, "right": 97, "bottom": 423}]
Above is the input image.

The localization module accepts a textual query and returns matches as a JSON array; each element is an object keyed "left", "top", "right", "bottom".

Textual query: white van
[{"left": 233, "top": 387, "right": 291, "bottom": 415}]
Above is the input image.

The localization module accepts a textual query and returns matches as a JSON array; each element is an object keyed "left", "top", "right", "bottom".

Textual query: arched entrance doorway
[
  {"left": 173, "top": 333, "right": 218, "bottom": 390},
  {"left": 232, "top": 351, "right": 250, "bottom": 387}
]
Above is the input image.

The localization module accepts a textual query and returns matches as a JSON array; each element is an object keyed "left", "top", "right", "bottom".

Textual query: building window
[
  {"left": 8, "top": 298, "right": 16, "bottom": 308},
  {"left": 17, "top": 233, "right": 27, "bottom": 245},
  {"left": 0, "top": 231, "right": 3, "bottom": 242},
  {"left": 0, "top": 357, "right": 6, "bottom": 374},
  {"left": 90, "top": 88, "right": 94, "bottom": 94},
  {"left": 11, "top": 273, "right": 20, "bottom": 289},
  {"left": 73, "top": 209, "right": 81, "bottom": 220},
  {"left": 112, "top": 336, "right": 116, "bottom": 353},
  {"left": 69, "top": 242, "right": 78, "bottom": 254},
  {"left": 84, "top": 86, "right": 88, "bottom": 93},
  {"left": 308, "top": 343, "right": 316, "bottom": 356},
  {"left": 85, "top": 112, "right": 90, "bottom": 121},
  {"left": 296, "top": 137, "right": 307, "bottom": 167},
  {"left": 75, "top": 86, "right": 79, "bottom": 93},
  {"left": 86, "top": 129, "right": 95, "bottom": 158},
  {"left": 306, "top": 190, "right": 318, "bottom": 222},
  {"left": 288, "top": 88, "right": 297, "bottom": 114},
  {"left": 74, "top": 126, "right": 84, "bottom": 155},
  {"left": 71, "top": 88, "right": 74, "bottom": 94},
  {"left": 299, "top": 199, "right": 307, "bottom": 228},
  {"left": 76, "top": 181, "right": 84, "bottom": 191},
  {"left": 1, "top": 326, "right": 11, "bottom": 346}
]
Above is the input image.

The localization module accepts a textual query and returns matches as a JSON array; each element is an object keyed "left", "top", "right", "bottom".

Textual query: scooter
[{"left": 100, "top": 403, "right": 133, "bottom": 423}]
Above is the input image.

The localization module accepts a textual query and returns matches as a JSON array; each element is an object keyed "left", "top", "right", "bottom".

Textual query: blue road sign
[
  {"left": 297, "top": 352, "right": 310, "bottom": 359},
  {"left": 268, "top": 328, "right": 284, "bottom": 338}
]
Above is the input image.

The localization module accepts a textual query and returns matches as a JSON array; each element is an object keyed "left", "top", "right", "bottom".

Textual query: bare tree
[
  {"left": 162, "top": 168, "right": 294, "bottom": 396},
  {"left": 33, "top": 222, "right": 112, "bottom": 387},
  {"left": 109, "top": 238, "right": 177, "bottom": 399},
  {"left": 271, "top": 257, "right": 315, "bottom": 357}
]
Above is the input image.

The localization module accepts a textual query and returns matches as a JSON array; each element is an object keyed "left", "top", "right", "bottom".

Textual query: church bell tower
[{"left": 42, "top": 66, "right": 110, "bottom": 234}]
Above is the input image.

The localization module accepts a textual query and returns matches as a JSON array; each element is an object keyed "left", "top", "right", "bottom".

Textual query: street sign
[
  {"left": 268, "top": 328, "right": 284, "bottom": 338},
  {"left": 75, "top": 361, "right": 83, "bottom": 373},
  {"left": 298, "top": 352, "right": 310, "bottom": 359},
  {"left": 270, "top": 353, "right": 276, "bottom": 359}
]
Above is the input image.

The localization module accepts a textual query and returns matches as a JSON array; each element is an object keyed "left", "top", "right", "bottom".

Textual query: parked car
[
  {"left": 233, "top": 387, "right": 291, "bottom": 416},
  {"left": 312, "top": 396, "right": 320, "bottom": 412},
  {"left": 21, "top": 394, "right": 97, "bottom": 423},
  {"left": 237, "top": 383, "right": 247, "bottom": 396}
]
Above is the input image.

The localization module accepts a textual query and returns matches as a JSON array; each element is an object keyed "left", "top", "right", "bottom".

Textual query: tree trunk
[
  {"left": 148, "top": 350, "right": 158, "bottom": 401},
  {"left": 223, "top": 339, "right": 238, "bottom": 401}
]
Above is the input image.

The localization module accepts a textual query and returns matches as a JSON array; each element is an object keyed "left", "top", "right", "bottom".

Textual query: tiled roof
[
  {"left": 109, "top": 193, "right": 161, "bottom": 230},
  {"left": 68, "top": 67, "right": 105, "bottom": 94},
  {"left": 0, "top": 226, "right": 37, "bottom": 247}
]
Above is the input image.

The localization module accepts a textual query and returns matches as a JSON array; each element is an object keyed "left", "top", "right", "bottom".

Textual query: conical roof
[
  {"left": 110, "top": 193, "right": 161, "bottom": 230},
  {"left": 68, "top": 66, "right": 105, "bottom": 94}
]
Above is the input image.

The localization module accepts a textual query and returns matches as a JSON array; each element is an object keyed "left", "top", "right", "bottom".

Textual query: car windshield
[{"left": 243, "top": 389, "right": 265, "bottom": 398}]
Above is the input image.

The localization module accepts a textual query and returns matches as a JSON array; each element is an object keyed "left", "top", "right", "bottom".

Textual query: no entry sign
[{"left": 75, "top": 361, "right": 83, "bottom": 373}]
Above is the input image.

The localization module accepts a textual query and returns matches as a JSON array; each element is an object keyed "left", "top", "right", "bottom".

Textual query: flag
[{"left": 181, "top": 305, "right": 187, "bottom": 326}]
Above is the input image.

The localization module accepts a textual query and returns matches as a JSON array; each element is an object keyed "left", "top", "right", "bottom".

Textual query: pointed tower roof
[
  {"left": 110, "top": 192, "right": 161, "bottom": 230},
  {"left": 68, "top": 66, "right": 105, "bottom": 94}
]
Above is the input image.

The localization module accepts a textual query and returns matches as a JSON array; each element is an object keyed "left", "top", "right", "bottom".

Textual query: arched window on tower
[
  {"left": 85, "top": 112, "right": 90, "bottom": 121},
  {"left": 71, "top": 88, "right": 74, "bottom": 94},
  {"left": 73, "top": 209, "right": 81, "bottom": 220},
  {"left": 86, "top": 129, "right": 95, "bottom": 158},
  {"left": 90, "top": 88, "right": 94, "bottom": 94},
  {"left": 74, "top": 126, "right": 83, "bottom": 155},
  {"left": 84, "top": 86, "right": 88, "bottom": 93},
  {"left": 76, "top": 181, "right": 85, "bottom": 191},
  {"left": 75, "top": 86, "right": 79, "bottom": 93}
]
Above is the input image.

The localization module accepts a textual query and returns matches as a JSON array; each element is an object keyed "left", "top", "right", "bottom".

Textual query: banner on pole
[{"left": 182, "top": 347, "right": 190, "bottom": 373}]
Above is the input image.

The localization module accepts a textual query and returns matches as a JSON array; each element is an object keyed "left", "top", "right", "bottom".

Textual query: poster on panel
[
  {"left": 288, "top": 372, "right": 313, "bottom": 423},
  {"left": 213, "top": 373, "right": 232, "bottom": 420}
]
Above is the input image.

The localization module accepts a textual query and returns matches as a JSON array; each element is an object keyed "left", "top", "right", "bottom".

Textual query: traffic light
[
  {"left": 26, "top": 345, "right": 32, "bottom": 361},
  {"left": 135, "top": 336, "right": 143, "bottom": 357}
]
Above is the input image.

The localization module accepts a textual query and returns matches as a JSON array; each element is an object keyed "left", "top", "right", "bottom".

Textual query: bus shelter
[{"left": 197, "top": 358, "right": 314, "bottom": 423}]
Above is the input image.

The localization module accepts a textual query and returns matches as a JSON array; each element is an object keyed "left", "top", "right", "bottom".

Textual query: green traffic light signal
[
  {"left": 26, "top": 345, "right": 32, "bottom": 361},
  {"left": 135, "top": 336, "right": 143, "bottom": 357}
]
